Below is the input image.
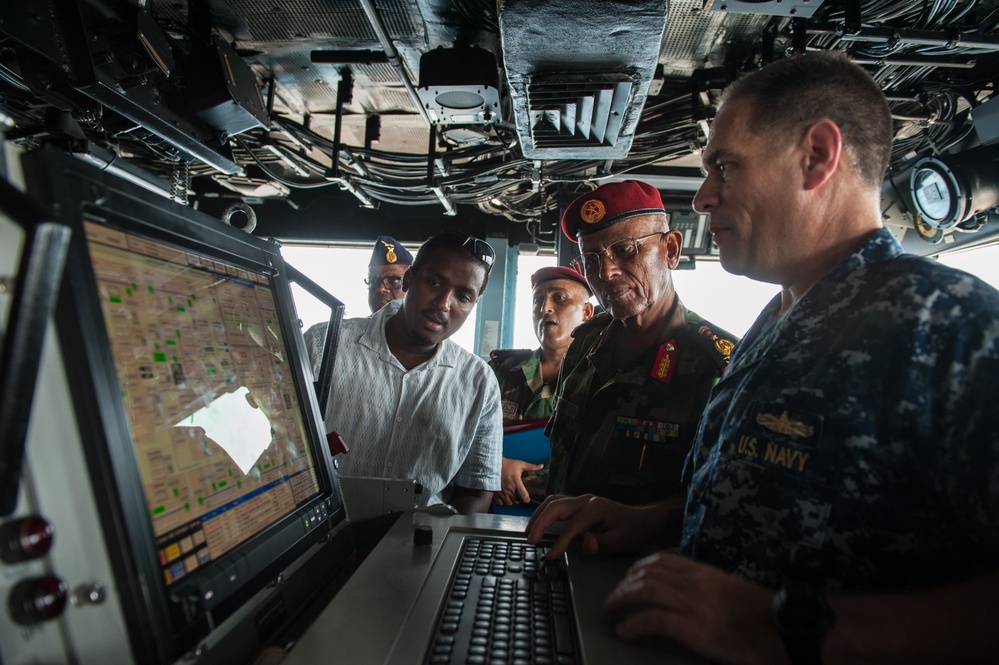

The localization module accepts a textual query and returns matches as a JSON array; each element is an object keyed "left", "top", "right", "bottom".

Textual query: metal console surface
[{"left": 283, "top": 513, "right": 704, "bottom": 665}]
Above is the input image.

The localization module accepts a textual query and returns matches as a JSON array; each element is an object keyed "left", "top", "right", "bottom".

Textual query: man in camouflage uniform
[
  {"left": 489, "top": 265, "right": 594, "bottom": 505},
  {"left": 527, "top": 51, "right": 999, "bottom": 664},
  {"left": 546, "top": 179, "right": 737, "bottom": 506}
]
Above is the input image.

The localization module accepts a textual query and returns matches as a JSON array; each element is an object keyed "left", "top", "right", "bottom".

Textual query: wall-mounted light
[
  {"left": 417, "top": 44, "right": 501, "bottom": 126},
  {"left": 909, "top": 145, "right": 999, "bottom": 230}
]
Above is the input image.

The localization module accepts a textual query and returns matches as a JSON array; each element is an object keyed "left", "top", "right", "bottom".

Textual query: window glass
[
  {"left": 512, "top": 254, "right": 556, "bottom": 348},
  {"left": 671, "top": 262, "right": 778, "bottom": 337},
  {"left": 935, "top": 244, "right": 999, "bottom": 290}
]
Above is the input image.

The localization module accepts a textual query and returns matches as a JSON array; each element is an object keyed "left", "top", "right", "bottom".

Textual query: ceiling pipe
[{"left": 357, "top": 0, "right": 434, "bottom": 128}]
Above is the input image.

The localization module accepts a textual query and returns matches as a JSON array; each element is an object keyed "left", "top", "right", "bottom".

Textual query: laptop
[{"left": 281, "top": 512, "right": 705, "bottom": 665}]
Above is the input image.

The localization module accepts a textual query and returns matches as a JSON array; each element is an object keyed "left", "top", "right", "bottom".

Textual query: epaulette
[
  {"left": 488, "top": 348, "right": 534, "bottom": 362},
  {"left": 570, "top": 311, "right": 613, "bottom": 338},
  {"left": 685, "top": 314, "right": 738, "bottom": 372}
]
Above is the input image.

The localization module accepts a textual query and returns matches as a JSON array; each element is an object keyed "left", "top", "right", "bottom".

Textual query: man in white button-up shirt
[{"left": 305, "top": 230, "right": 503, "bottom": 514}]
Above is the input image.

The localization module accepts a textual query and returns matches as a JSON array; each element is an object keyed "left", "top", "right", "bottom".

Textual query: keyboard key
[
  {"left": 553, "top": 613, "right": 575, "bottom": 656},
  {"left": 425, "top": 538, "right": 580, "bottom": 665}
]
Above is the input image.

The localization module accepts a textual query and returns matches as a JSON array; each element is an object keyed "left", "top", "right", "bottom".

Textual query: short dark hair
[
  {"left": 720, "top": 50, "right": 892, "bottom": 189},
  {"left": 411, "top": 229, "right": 494, "bottom": 293}
]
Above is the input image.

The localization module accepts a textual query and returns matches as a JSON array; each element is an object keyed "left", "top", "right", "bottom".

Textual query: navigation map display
[{"left": 84, "top": 220, "right": 320, "bottom": 588}]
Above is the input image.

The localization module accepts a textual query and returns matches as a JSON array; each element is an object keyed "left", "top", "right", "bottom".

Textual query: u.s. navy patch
[{"left": 735, "top": 403, "right": 829, "bottom": 480}]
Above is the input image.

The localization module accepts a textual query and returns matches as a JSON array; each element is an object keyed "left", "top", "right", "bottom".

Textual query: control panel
[
  {"left": 0, "top": 150, "right": 134, "bottom": 664},
  {"left": 672, "top": 211, "right": 713, "bottom": 255}
]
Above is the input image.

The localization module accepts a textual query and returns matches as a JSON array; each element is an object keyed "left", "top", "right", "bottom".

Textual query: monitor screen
[
  {"left": 84, "top": 220, "right": 322, "bottom": 588},
  {"left": 22, "top": 147, "right": 346, "bottom": 664}
]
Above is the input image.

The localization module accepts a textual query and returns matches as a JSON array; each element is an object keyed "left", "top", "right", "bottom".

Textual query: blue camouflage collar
[{"left": 731, "top": 227, "right": 902, "bottom": 369}]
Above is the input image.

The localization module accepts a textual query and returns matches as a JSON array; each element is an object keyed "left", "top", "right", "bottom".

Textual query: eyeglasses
[
  {"left": 571, "top": 232, "right": 664, "bottom": 275},
  {"left": 364, "top": 275, "right": 405, "bottom": 291},
  {"left": 420, "top": 230, "right": 495, "bottom": 273}
]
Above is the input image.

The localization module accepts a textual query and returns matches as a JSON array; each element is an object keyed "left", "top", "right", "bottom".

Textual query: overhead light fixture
[
  {"left": 909, "top": 146, "right": 999, "bottom": 231},
  {"left": 417, "top": 44, "right": 501, "bottom": 126}
]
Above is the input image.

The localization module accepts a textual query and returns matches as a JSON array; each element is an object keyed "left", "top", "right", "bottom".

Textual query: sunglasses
[{"left": 421, "top": 230, "right": 495, "bottom": 273}]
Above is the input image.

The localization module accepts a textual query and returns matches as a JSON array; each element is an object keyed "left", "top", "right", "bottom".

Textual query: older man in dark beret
[
  {"left": 489, "top": 265, "right": 594, "bottom": 506},
  {"left": 366, "top": 235, "right": 414, "bottom": 313},
  {"left": 545, "top": 179, "right": 737, "bottom": 507}
]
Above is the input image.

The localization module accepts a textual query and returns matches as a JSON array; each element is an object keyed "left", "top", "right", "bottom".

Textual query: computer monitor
[{"left": 20, "top": 147, "right": 346, "bottom": 664}]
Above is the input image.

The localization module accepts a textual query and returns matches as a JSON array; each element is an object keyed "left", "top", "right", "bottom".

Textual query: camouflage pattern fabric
[
  {"left": 488, "top": 348, "right": 554, "bottom": 503},
  {"left": 681, "top": 227, "right": 999, "bottom": 592},
  {"left": 488, "top": 348, "right": 557, "bottom": 424},
  {"left": 546, "top": 300, "right": 736, "bottom": 505}
]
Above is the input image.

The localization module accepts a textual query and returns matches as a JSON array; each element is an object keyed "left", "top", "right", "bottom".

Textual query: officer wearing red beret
[
  {"left": 488, "top": 265, "right": 594, "bottom": 506},
  {"left": 545, "top": 179, "right": 738, "bottom": 505}
]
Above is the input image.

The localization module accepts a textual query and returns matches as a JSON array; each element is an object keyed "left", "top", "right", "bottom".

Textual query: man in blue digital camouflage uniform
[
  {"left": 527, "top": 51, "right": 999, "bottom": 664},
  {"left": 545, "top": 180, "right": 737, "bottom": 506},
  {"left": 489, "top": 265, "right": 594, "bottom": 506}
]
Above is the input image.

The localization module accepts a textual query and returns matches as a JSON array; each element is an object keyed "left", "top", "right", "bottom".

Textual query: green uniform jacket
[
  {"left": 545, "top": 299, "right": 737, "bottom": 505},
  {"left": 488, "top": 348, "right": 556, "bottom": 425}
]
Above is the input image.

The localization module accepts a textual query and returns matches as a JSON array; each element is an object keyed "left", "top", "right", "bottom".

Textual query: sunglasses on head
[{"left": 423, "top": 230, "right": 495, "bottom": 272}]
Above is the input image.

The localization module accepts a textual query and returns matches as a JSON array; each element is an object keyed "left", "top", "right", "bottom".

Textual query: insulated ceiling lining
[
  {"left": 658, "top": 0, "right": 776, "bottom": 76},
  {"left": 339, "top": 114, "right": 431, "bottom": 154}
]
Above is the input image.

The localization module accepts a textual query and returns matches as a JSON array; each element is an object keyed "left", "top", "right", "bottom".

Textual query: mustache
[{"left": 422, "top": 309, "right": 448, "bottom": 326}]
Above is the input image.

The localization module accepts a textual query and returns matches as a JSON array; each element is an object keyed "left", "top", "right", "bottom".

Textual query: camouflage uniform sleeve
[
  {"left": 555, "top": 313, "right": 611, "bottom": 392},
  {"left": 488, "top": 349, "right": 533, "bottom": 389},
  {"left": 918, "top": 278, "right": 999, "bottom": 544}
]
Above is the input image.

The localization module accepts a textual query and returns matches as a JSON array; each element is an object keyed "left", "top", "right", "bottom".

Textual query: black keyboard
[{"left": 424, "top": 537, "right": 580, "bottom": 665}]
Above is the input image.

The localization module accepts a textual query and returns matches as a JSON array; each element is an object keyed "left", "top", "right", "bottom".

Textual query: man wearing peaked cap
[
  {"left": 542, "top": 179, "right": 738, "bottom": 507},
  {"left": 488, "top": 265, "right": 594, "bottom": 507},
  {"left": 366, "top": 235, "right": 414, "bottom": 313}
]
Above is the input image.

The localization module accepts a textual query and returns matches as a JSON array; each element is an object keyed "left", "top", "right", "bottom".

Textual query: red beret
[
  {"left": 531, "top": 265, "right": 591, "bottom": 293},
  {"left": 561, "top": 180, "right": 666, "bottom": 243}
]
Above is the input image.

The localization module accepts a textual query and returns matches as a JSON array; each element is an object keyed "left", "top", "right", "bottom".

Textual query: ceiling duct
[{"left": 499, "top": 0, "right": 668, "bottom": 160}]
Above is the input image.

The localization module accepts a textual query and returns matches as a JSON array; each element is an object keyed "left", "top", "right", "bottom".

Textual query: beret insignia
[
  {"left": 381, "top": 240, "right": 398, "bottom": 263},
  {"left": 580, "top": 199, "right": 606, "bottom": 225}
]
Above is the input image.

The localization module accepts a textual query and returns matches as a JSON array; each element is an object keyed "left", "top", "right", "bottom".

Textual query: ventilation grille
[
  {"left": 527, "top": 75, "right": 634, "bottom": 149},
  {"left": 500, "top": 0, "right": 667, "bottom": 159}
]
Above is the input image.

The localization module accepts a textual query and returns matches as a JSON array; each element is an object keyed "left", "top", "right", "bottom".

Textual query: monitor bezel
[{"left": 21, "top": 147, "right": 346, "bottom": 664}]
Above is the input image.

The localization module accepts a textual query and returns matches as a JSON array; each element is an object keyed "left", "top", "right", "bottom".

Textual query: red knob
[
  {"left": 8, "top": 575, "right": 69, "bottom": 625},
  {"left": 0, "top": 515, "right": 54, "bottom": 563}
]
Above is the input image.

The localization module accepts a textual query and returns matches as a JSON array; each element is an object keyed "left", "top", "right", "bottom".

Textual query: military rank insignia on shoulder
[{"left": 686, "top": 314, "right": 738, "bottom": 371}]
